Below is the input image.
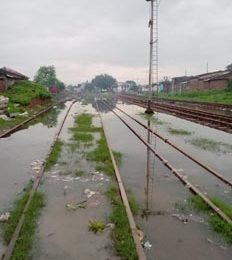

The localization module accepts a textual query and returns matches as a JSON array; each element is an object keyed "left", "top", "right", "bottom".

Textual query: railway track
[
  {"left": 102, "top": 100, "right": 232, "bottom": 225},
  {"left": 118, "top": 94, "right": 232, "bottom": 134}
]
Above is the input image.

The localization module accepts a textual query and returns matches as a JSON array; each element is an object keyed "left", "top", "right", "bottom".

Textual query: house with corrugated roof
[
  {"left": 171, "top": 70, "right": 232, "bottom": 93},
  {"left": 0, "top": 67, "right": 29, "bottom": 92}
]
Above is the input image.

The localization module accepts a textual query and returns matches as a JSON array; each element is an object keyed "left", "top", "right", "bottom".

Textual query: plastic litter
[
  {"left": 84, "top": 188, "right": 98, "bottom": 199},
  {"left": 171, "top": 213, "right": 188, "bottom": 224},
  {"left": 0, "top": 212, "right": 10, "bottom": 223},
  {"left": 66, "top": 200, "right": 87, "bottom": 210},
  {"left": 143, "top": 241, "right": 152, "bottom": 250}
]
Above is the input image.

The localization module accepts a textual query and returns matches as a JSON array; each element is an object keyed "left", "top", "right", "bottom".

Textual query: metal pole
[{"left": 145, "top": 0, "right": 154, "bottom": 114}]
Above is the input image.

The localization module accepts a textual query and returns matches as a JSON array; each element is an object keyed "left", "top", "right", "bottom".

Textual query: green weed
[
  {"left": 106, "top": 187, "right": 138, "bottom": 260},
  {"left": 88, "top": 220, "right": 106, "bottom": 234},
  {"left": 46, "top": 139, "right": 64, "bottom": 170},
  {"left": 168, "top": 127, "right": 192, "bottom": 136}
]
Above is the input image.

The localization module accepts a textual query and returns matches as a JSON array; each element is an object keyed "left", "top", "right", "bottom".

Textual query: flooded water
[
  {"left": 0, "top": 102, "right": 71, "bottom": 211},
  {"left": 100, "top": 102, "right": 232, "bottom": 260},
  {"left": 33, "top": 103, "right": 118, "bottom": 260}
]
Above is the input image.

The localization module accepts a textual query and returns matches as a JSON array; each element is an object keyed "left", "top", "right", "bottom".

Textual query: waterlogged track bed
[
  {"left": 1, "top": 101, "right": 76, "bottom": 260},
  {"left": 0, "top": 101, "right": 67, "bottom": 138},
  {"left": 118, "top": 94, "right": 232, "bottom": 134},
  {"left": 100, "top": 101, "right": 232, "bottom": 260},
  {"left": 1, "top": 102, "right": 142, "bottom": 260}
]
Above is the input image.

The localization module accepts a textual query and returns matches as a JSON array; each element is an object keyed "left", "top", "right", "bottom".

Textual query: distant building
[
  {"left": 0, "top": 67, "right": 29, "bottom": 92},
  {"left": 171, "top": 70, "right": 232, "bottom": 93}
]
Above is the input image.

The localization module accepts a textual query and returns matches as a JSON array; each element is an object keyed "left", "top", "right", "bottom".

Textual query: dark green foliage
[
  {"left": 3, "top": 80, "right": 51, "bottom": 106},
  {"left": 92, "top": 74, "right": 117, "bottom": 91},
  {"left": 34, "top": 65, "right": 65, "bottom": 90},
  {"left": 46, "top": 139, "right": 64, "bottom": 169},
  {"left": 106, "top": 187, "right": 138, "bottom": 260}
]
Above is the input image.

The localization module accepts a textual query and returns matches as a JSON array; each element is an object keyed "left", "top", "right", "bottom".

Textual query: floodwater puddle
[
  {"left": 101, "top": 102, "right": 232, "bottom": 260},
  {"left": 32, "top": 103, "right": 118, "bottom": 260}
]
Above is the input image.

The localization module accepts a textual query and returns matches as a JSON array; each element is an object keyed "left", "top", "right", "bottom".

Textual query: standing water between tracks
[
  {"left": 101, "top": 102, "right": 232, "bottom": 260},
  {"left": 0, "top": 101, "right": 71, "bottom": 255}
]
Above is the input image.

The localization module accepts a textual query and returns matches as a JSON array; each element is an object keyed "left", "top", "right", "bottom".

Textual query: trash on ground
[
  {"left": 143, "top": 241, "right": 152, "bottom": 250},
  {"left": 84, "top": 188, "right": 98, "bottom": 199},
  {"left": 66, "top": 200, "right": 87, "bottom": 210},
  {"left": 0, "top": 212, "right": 10, "bottom": 223},
  {"left": 171, "top": 213, "right": 188, "bottom": 224},
  {"left": 88, "top": 220, "right": 106, "bottom": 233},
  {"left": 106, "top": 223, "right": 115, "bottom": 230}
]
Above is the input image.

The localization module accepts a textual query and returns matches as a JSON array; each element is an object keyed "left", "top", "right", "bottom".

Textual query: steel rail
[
  {"left": 120, "top": 94, "right": 232, "bottom": 122},
  {"left": 103, "top": 101, "right": 232, "bottom": 188},
  {"left": 96, "top": 102, "right": 146, "bottom": 260},
  {"left": 102, "top": 101, "right": 232, "bottom": 225},
  {"left": 151, "top": 96, "right": 232, "bottom": 111},
  {"left": 118, "top": 95, "right": 232, "bottom": 133},
  {"left": 1, "top": 101, "right": 76, "bottom": 260}
]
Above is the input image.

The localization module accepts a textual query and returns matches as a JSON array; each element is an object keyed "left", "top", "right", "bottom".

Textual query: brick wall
[{"left": 0, "top": 80, "right": 6, "bottom": 92}]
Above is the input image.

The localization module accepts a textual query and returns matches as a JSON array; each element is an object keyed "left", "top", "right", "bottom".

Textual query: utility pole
[
  {"left": 144, "top": 0, "right": 159, "bottom": 214},
  {"left": 145, "top": 0, "right": 158, "bottom": 114}
]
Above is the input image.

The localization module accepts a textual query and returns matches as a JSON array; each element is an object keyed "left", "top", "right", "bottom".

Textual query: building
[
  {"left": 0, "top": 67, "right": 29, "bottom": 92},
  {"left": 171, "top": 70, "right": 232, "bottom": 93}
]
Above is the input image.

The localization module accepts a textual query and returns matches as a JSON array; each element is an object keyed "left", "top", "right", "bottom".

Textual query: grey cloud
[{"left": 1, "top": 0, "right": 232, "bottom": 84}]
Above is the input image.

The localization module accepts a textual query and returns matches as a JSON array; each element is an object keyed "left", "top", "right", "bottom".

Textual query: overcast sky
[{"left": 1, "top": 0, "right": 232, "bottom": 84}]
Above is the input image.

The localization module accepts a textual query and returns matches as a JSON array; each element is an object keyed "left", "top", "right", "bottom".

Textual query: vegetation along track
[
  {"left": 102, "top": 100, "right": 232, "bottom": 226},
  {"left": 103, "top": 100, "right": 232, "bottom": 188},
  {"left": 1, "top": 101, "right": 76, "bottom": 260},
  {"left": 118, "top": 94, "right": 232, "bottom": 134}
]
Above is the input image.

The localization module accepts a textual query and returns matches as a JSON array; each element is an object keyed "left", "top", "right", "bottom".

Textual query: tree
[
  {"left": 126, "top": 80, "right": 138, "bottom": 92},
  {"left": 34, "top": 66, "right": 57, "bottom": 87},
  {"left": 34, "top": 65, "right": 65, "bottom": 91},
  {"left": 92, "top": 74, "right": 117, "bottom": 91}
]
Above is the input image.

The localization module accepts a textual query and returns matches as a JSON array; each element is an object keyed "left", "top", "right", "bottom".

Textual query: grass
[
  {"left": 70, "top": 113, "right": 101, "bottom": 133},
  {"left": 2, "top": 182, "right": 45, "bottom": 260},
  {"left": 3, "top": 184, "right": 32, "bottom": 243},
  {"left": 10, "top": 192, "right": 45, "bottom": 260},
  {"left": 139, "top": 112, "right": 164, "bottom": 125},
  {"left": 158, "top": 89, "right": 232, "bottom": 105},
  {"left": 168, "top": 127, "right": 192, "bottom": 136},
  {"left": 190, "top": 195, "right": 232, "bottom": 244},
  {"left": 87, "top": 131, "right": 115, "bottom": 176},
  {"left": 127, "top": 190, "right": 140, "bottom": 216},
  {"left": 106, "top": 186, "right": 138, "bottom": 260},
  {"left": 88, "top": 220, "right": 106, "bottom": 234},
  {"left": 46, "top": 139, "right": 64, "bottom": 170},
  {"left": 2, "top": 80, "right": 51, "bottom": 106},
  {"left": 69, "top": 113, "right": 101, "bottom": 145},
  {"left": 189, "top": 137, "right": 232, "bottom": 153}
]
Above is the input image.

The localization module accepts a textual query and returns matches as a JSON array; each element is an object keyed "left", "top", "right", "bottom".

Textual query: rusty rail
[
  {"left": 102, "top": 101, "right": 232, "bottom": 225},
  {"left": 104, "top": 101, "right": 232, "bottom": 188},
  {"left": 118, "top": 94, "right": 232, "bottom": 134},
  {"left": 1, "top": 101, "right": 76, "bottom": 260},
  {"left": 96, "top": 102, "right": 146, "bottom": 260}
]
